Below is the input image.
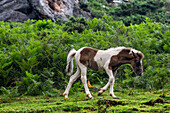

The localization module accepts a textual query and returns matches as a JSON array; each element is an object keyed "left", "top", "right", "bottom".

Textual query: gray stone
[
  {"left": 0, "top": 0, "right": 92, "bottom": 22},
  {"left": 0, "top": 0, "right": 34, "bottom": 22}
]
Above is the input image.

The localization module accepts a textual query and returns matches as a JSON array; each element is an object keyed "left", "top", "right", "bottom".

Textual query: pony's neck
[{"left": 118, "top": 53, "right": 133, "bottom": 65}]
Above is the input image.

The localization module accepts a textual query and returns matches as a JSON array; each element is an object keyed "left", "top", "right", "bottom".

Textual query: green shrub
[
  {"left": 62, "top": 16, "right": 88, "bottom": 33},
  {"left": 0, "top": 16, "right": 169, "bottom": 96},
  {"left": 79, "top": 1, "right": 90, "bottom": 12},
  {"left": 35, "top": 20, "right": 55, "bottom": 30},
  {"left": 89, "top": 0, "right": 169, "bottom": 25}
]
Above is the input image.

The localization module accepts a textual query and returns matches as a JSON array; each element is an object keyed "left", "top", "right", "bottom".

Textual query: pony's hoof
[
  {"left": 98, "top": 90, "right": 102, "bottom": 96},
  {"left": 113, "top": 97, "right": 119, "bottom": 99},
  {"left": 110, "top": 94, "right": 119, "bottom": 99},
  {"left": 89, "top": 96, "right": 93, "bottom": 99},
  {"left": 87, "top": 94, "right": 93, "bottom": 99},
  {"left": 98, "top": 88, "right": 105, "bottom": 96},
  {"left": 98, "top": 92, "right": 102, "bottom": 96},
  {"left": 63, "top": 93, "right": 69, "bottom": 100},
  {"left": 64, "top": 97, "right": 69, "bottom": 101}
]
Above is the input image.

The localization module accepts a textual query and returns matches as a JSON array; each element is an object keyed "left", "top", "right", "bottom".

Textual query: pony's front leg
[
  {"left": 98, "top": 66, "right": 117, "bottom": 98},
  {"left": 109, "top": 76, "right": 116, "bottom": 98},
  {"left": 98, "top": 78, "right": 116, "bottom": 98},
  {"left": 80, "top": 66, "right": 93, "bottom": 99},
  {"left": 98, "top": 65, "right": 111, "bottom": 96},
  {"left": 109, "top": 70, "right": 117, "bottom": 98},
  {"left": 98, "top": 81, "right": 110, "bottom": 96}
]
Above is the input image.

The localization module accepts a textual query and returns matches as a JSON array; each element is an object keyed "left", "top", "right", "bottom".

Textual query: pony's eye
[{"left": 136, "top": 60, "right": 141, "bottom": 66}]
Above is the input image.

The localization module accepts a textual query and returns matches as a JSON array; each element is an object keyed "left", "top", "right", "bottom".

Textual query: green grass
[{"left": 0, "top": 89, "right": 169, "bottom": 112}]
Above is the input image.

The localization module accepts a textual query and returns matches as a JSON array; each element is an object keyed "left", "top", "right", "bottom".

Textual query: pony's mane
[
  {"left": 106, "top": 46, "right": 126, "bottom": 52},
  {"left": 130, "top": 48, "right": 142, "bottom": 54},
  {"left": 106, "top": 46, "right": 142, "bottom": 54}
]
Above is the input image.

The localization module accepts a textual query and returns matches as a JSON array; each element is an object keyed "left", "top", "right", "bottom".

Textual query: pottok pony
[{"left": 63, "top": 47, "right": 144, "bottom": 99}]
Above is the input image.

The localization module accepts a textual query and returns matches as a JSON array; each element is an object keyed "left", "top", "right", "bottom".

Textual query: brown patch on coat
[
  {"left": 109, "top": 48, "right": 133, "bottom": 71},
  {"left": 80, "top": 47, "right": 99, "bottom": 71},
  {"left": 118, "top": 48, "right": 134, "bottom": 60},
  {"left": 109, "top": 56, "right": 119, "bottom": 70}
]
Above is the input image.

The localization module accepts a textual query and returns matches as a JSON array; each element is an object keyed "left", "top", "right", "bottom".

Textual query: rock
[
  {"left": 0, "top": 0, "right": 34, "bottom": 22},
  {"left": 0, "top": 0, "right": 92, "bottom": 22}
]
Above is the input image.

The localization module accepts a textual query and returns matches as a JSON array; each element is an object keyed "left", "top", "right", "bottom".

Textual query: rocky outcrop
[
  {"left": 0, "top": 0, "right": 33, "bottom": 22},
  {"left": 0, "top": 0, "right": 92, "bottom": 22}
]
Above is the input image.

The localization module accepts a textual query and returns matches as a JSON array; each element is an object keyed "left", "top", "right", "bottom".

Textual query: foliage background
[
  {"left": 0, "top": 0, "right": 170, "bottom": 96},
  {"left": 87, "top": 0, "right": 169, "bottom": 26}
]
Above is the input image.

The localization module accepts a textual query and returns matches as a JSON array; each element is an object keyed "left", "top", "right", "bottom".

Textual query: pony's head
[
  {"left": 130, "top": 50, "right": 144, "bottom": 76},
  {"left": 110, "top": 47, "right": 144, "bottom": 76}
]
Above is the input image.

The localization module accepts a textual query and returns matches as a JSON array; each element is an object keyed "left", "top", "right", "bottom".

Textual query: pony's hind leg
[{"left": 63, "top": 68, "right": 80, "bottom": 99}]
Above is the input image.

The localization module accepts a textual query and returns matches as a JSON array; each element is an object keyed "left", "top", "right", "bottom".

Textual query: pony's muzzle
[{"left": 137, "top": 70, "right": 143, "bottom": 76}]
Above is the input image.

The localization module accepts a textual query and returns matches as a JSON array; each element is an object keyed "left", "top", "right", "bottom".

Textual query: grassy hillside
[
  {"left": 0, "top": 0, "right": 170, "bottom": 112},
  {"left": 0, "top": 90, "right": 169, "bottom": 112}
]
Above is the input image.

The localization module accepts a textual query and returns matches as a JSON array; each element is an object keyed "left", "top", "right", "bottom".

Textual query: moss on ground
[{"left": 0, "top": 89, "right": 169, "bottom": 112}]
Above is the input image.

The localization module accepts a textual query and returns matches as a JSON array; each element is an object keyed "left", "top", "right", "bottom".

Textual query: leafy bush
[
  {"left": 88, "top": 0, "right": 169, "bottom": 25},
  {"left": 0, "top": 16, "right": 169, "bottom": 96},
  {"left": 62, "top": 16, "right": 88, "bottom": 33},
  {"left": 79, "top": 1, "right": 90, "bottom": 12},
  {"left": 0, "top": 20, "right": 66, "bottom": 95}
]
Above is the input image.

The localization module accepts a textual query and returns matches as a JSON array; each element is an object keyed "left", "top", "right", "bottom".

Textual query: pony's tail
[{"left": 66, "top": 49, "right": 77, "bottom": 76}]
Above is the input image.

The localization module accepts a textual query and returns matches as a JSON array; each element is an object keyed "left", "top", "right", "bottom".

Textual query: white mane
[
  {"left": 106, "top": 46, "right": 141, "bottom": 55},
  {"left": 106, "top": 46, "right": 126, "bottom": 52},
  {"left": 130, "top": 48, "right": 142, "bottom": 54}
]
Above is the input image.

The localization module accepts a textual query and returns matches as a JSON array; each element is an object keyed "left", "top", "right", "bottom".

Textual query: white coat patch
[{"left": 94, "top": 47, "right": 126, "bottom": 71}]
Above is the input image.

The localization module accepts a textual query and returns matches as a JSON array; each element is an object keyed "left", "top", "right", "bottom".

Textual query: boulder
[
  {"left": 0, "top": 0, "right": 34, "bottom": 22},
  {"left": 0, "top": 0, "right": 92, "bottom": 22}
]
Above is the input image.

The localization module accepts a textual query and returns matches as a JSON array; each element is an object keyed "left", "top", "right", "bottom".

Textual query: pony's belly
[
  {"left": 89, "top": 64, "right": 104, "bottom": 72},
  {"left": 98, "top": 67, "right": 104, "bottom": 72}
]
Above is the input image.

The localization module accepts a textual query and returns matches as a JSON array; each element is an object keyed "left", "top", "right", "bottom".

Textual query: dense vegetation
[
  {"left": 0, "top": 0, "right": 169, "bottom": 112},
  {"left": 85, "top": 0, "right": 169, "bottom": 26},
  {"left": 0, "top": 16, "right": 169, "bottom": 97}
]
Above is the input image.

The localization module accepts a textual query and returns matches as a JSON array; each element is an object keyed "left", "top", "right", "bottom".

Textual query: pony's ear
[
  {"left": 122, "top": 48, "right": 131, "bottom": 53},
  {"left": 137, "top": 53, "right": 144, "bottom": 59},
  {"left": 132, "top": 51, "right": 137, "bottom": 58}
]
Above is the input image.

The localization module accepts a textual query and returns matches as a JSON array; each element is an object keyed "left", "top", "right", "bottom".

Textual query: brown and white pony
[{"left": 63, "top": 47, "right": 144, "bottom": 99}]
